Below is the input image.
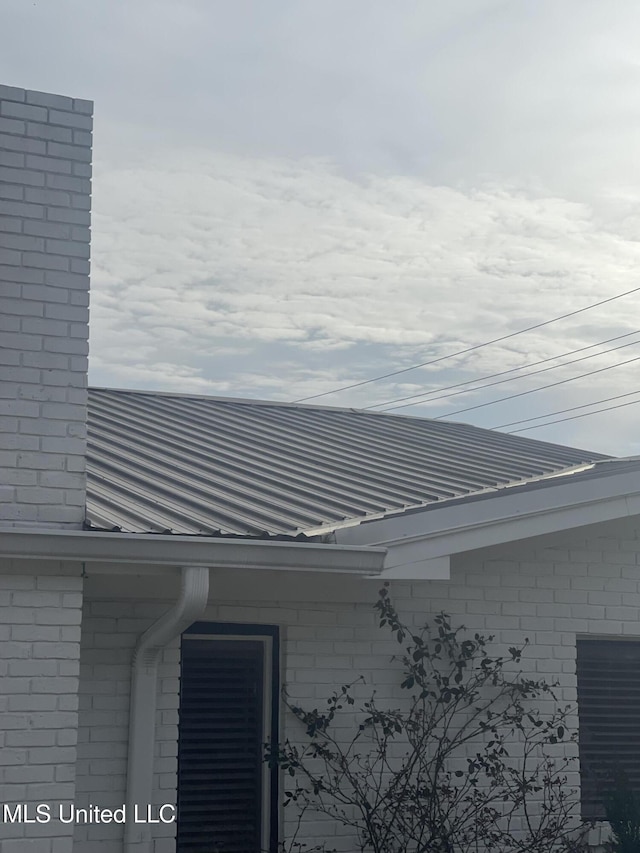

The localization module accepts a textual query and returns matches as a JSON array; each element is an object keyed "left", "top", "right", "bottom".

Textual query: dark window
[
  {"left": 177, "top": 623, "right": 279, "bottom": 853},
  {"left": 576, "top": 637, "right": 640, "bottom": 819}
]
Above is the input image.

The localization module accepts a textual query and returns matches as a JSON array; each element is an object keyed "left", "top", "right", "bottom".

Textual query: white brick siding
[
  {"left": 72, "top": 516, "right": 640, "bottom": 853},
  {"left": 0, "top": 567, "right": 83, "bottom": 853},
  {"left": 74, "top": 603, "right": 179, "bottom": 853},
  {"left": 0, "top": 85, "right": 92, "bottom": 528}
]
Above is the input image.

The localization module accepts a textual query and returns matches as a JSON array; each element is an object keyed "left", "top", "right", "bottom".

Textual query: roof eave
[
  {"left": 335, "top": 466, "right": 640, "bottom": 572},
  {"left": 0, "top": 527, "right": 387, "bottom": 576}
]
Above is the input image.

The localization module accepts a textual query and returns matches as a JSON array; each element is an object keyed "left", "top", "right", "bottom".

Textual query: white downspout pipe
[{"left": 124, "top": 565, "right": 210, "bottom": 853}]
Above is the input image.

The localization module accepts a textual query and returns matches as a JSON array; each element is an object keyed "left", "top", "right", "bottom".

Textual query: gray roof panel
[{"left": 86, "top": 388, "right": 612, "bottom": 536}]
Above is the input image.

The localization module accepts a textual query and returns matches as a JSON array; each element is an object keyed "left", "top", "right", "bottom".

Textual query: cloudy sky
[{"left": 3, "top": 0, "right": 640, "bottom": 455}]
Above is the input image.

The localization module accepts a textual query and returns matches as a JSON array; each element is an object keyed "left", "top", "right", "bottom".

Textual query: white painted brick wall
[
  {"left": 0, "top": 568, "right": 83, "bottom": 853},
  {"left": 72, "top": 517, "right": 640, "bottom": 853},
  {"left": 0, "top": 84, "right": 92, "bottom": 528},
  {"left": 74, "top": 602, "right": 180, "bottom": 853}
]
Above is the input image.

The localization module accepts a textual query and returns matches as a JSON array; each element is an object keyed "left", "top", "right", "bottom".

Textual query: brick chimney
[{"left": 0, "top": 85, "right": 92, "bottom": 527}]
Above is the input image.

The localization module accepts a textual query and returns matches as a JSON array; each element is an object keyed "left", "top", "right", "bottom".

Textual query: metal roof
[{"left": 86, "top": 388, "right": 611, "bottom": 537}]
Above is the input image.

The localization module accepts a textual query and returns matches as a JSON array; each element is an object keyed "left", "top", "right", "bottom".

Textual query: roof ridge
[
  {"left": 84, "top": 387, "right": 614, "bottom": 454},
  {"left": 88, "top": 384, "right": 443, "bottom": 419}
]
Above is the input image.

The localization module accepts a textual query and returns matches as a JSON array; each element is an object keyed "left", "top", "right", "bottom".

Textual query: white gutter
[
  {"left": 124, "top": 565, "right": 210, "bottom": 853},
  {"left": 0, "top": 528, "right": 386, "bottom": 575}
]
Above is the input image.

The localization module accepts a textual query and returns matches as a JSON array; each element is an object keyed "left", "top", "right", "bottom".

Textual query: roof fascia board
[
  {"left": 373, "top": 555, "right": 450, "bottom": 581},
  {"left": 335, "top": 470, "right": 640, "bottom": 558},
  {"left": 0, "top": 528, "right": 386, "bottom": 575}
]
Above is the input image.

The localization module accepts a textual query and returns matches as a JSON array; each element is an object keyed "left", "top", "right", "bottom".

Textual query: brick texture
[
  {"left": 0, "top": 85, "right": 92, "bottom": 528},
  {"left": 74, "top": 603, "right": 179, "bottom": 853},
  {"left": 0, "top": 570, "right": 83, "bottom": 853}
]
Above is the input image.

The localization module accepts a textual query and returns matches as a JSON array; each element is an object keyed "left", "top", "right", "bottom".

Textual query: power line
[
  {"left": 380, "top": 337, "right": 640, "bottom": 412},
  {"left": 292, "top": 285, "right": 640, "bottom": 403},
  {"left": 367, "top": 329, "right": 639, "bottom": 410},
  {"left": 372, "top": 330, "right": 640, "bottom": 412},
  {"left": 428, "top": 353, "right": 640, "bottom": 420},
  {"left": 505, "top": 397, "right": 640, "bottom": 434},
  {"left": 492, "top": 390, "right": 640, "bottom": 429}
]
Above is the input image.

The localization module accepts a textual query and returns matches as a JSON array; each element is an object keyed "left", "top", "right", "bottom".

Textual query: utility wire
[
  {"left": 369, "top": 330, "right": 640, "bottom": 411},
  {"left": 429, "top": 353, "right": 640, "bottom": 420},
  {"left": 379, "top": 337, "right": 640, "bottom": 412},
  {"left": 492, "top": 390, "right": 640, "bottom": 429},
  {"left": 293, "top": 285, "right": 640, "bottom": 403},
  {"left": 505, "top": 397, "right": 640, "bottom": 434}
]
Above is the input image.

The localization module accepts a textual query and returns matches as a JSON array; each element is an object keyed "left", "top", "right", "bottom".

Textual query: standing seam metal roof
[{"left": 86, "top": 388, "right": 611, "bottom": 537}]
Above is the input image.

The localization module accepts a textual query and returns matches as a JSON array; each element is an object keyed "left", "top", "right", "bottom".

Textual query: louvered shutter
[
  {"left": 177, "top": 638, "right": 265, "bottom": 853},
  {"left": 576, "top": 638, "right": 640, "bottom": 819}
]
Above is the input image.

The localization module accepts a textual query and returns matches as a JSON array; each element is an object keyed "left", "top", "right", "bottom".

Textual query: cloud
[
  {"left": 86, "top": 145, "right": 640, "bottom": 456},
  {"left": 5, "top": 0, "right": 640, "bottom": 453},
  {"left": 5, "top": 0, "right": 640, "bottom": 188}
]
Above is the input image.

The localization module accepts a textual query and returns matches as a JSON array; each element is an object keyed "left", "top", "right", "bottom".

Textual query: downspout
[{"left": 124, "top": 565, "right": 210, "bottom": 853}]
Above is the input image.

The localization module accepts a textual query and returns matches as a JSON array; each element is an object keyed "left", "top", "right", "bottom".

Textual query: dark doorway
[{"left": 177, "top": 624, "right": 279, "bottom": 853}]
